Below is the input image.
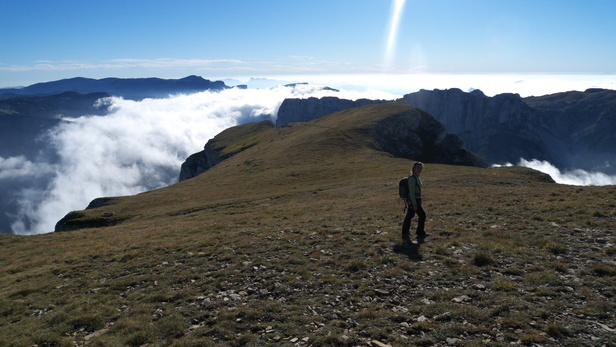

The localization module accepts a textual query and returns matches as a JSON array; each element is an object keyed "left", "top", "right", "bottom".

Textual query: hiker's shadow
[{"left": 393, "top": 240, "right": 424, "bottom": 261}]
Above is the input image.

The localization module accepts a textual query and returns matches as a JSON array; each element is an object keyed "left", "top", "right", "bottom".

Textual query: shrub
[
  {"left": 472, "top": 252, "right": 495, "bottom": 267},
  {"left": 545, "top": 241, "right": 567, "bottom": 255},
  {"left": 546, "top": 323, "right": 571, "bottom": 338},
  {"left": 347, "top": 261, "right": 366, "bottom": 272},
  {"left": 590, "top": 262, "right": 616, "bottom": 277},
  {"left": 69, "top": 314, "right": 105, "bottom": 332}
]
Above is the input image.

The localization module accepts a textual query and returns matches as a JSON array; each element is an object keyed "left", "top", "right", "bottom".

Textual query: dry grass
[{"left": 1, "top": 103, "right": 614, "bottom": 346}]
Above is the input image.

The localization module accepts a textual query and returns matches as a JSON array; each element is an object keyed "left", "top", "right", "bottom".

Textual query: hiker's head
[{"left": 411, "top": 161, "right": 424, "bottom": 175}]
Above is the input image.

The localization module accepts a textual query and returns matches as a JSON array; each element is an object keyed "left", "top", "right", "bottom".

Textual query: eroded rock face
[
  {"left": 402, "top": 89, "right": 545, "bottom": 166},
  {"left": 370, "top": 106, "right": 486, "bottom": 167},
  {"left": 403, "top": 88, "right": 616, "bottom": 173},
  {"left": 179, "top": 120, "right": 276, "bottom": 181},
  {"left": 276, "top": 97, "right": 386, "bottom": 126}
]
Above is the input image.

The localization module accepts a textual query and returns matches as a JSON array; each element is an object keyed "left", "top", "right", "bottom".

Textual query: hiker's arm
[{"left": 408, "top": 177, "right": 418, "bottom": 209}]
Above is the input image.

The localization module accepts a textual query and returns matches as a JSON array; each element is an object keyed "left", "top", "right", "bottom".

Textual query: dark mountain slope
[
  {"left": 0, "top": 92, "right": 110, "bottom": 159},
  {"left": 0, "top": 75, "right": 228, "bottom": 100},
  {"left": 524, "top": 88, "right": 616, "bottom": 169}
]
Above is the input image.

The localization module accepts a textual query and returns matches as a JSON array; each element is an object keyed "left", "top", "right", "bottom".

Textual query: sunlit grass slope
[{"left": 1, "top": 102, "right": 615, "bottom": 346}]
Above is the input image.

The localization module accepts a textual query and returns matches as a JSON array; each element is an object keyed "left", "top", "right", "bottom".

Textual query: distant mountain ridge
[{"left": 0, "top": 75, "right": 228, "bottom": 100}]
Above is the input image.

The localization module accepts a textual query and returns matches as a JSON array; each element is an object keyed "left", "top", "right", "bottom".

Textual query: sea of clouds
[
  {"left": 2, "top": 85, "right": 398, "bottom": 235},
  {"left": 2, "top": 83, "right": 615, "bottom": 235},
  {"left": 494, "top": 159, "right": 616, "bottom": 186}
]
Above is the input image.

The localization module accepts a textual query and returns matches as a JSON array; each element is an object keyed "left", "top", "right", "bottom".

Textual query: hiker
[{"left": 402, "top": 161, "right": 426, "bottom": 244}]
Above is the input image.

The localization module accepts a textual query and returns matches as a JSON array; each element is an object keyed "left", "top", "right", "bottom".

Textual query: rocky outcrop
[
  {"left": 179, "top": 120, "right": 276, "bottom": 181},
  {"left": 276, "top": 96, "right": 386, "bottom": 126},
  {"left": 371, "top": 108, "right": 485, "bottom": 167}
]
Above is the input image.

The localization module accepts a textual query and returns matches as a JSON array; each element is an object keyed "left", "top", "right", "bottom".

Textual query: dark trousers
[{"left": 402, "top": 202, "right": 426, "bottom": 242}]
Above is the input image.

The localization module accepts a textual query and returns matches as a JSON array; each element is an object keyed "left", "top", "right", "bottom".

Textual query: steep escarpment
[
  {"left": 179, "top": 120, "right": 277, "bottom": 181},
  {"left": 403, "top": 88, "right": 616, "bottom": 173},
  {"left": 276, "top": 96, "right": 385, "bottom": 126},
  {"left": 402, "top": 88, "right": 551, "bottom": 166},
  {"left": 524, "top": 88, "right": 616, "bottom": 171}
]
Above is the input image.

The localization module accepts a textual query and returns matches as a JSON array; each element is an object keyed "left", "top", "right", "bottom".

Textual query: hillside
[
  {"left": 1, "top": 103, "right": 615, "bottom": 346},
  {"left": 177, "top": 102, "right": 484, "bottom": 183}
]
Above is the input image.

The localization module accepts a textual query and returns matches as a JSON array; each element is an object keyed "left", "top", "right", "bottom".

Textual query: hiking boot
[{"left": 416, "top": 233, "right": 428, "bottom": 239}]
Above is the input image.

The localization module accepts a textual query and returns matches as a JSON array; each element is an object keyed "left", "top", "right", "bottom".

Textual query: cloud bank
[
  {"left": 495, "top": 159, "right": 616, "bottom": 186},
  {"left": 8, "top": 85, "right": 398, "bottom": 235}
]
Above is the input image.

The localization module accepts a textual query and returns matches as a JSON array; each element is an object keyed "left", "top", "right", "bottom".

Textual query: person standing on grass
[{"left": 402, "top": 161, "right": 427, "bottom": 244}]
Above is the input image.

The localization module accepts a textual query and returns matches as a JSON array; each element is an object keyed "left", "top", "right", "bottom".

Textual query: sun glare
[{"left": 384, "top": 0, "right": 407, "bottom": 72}]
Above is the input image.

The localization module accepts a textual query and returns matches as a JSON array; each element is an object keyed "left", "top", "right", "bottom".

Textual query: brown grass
[{"left": 1, "top": 103, "right": 614, "bottom": 346}]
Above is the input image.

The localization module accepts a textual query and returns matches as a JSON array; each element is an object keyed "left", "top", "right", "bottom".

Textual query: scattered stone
[
  {"left": 84, "top": 328, "right": 109, "bottom": 341},
  {"left": 452, "top": 295, "right": 471, "bottom": 303},
  {"left": 434, "top": 312, "right": 453, "bottom": 321},
  {"left": 597, "top": 323, "right": 615, "bottom": 332},
  {"left": 374, "top": 289, "right": 390, "bottom": 295},
  {"left": 446, "top": 337, "right": 460, "bottom": 345},
  {"left": 371, "top": 340, "right": 392, "bottom": 347}
]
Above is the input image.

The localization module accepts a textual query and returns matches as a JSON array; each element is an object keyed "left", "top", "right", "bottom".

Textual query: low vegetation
[{"left": 1, "top": 104, "right": 614, "bottom": 346}]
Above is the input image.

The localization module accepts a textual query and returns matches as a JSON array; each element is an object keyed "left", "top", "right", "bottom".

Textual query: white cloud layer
[
  {"left": 494, "top": 159, "right": 616, "bottom": 186},
  {"left": 0, "top": 156, "right": 53, "bottom": 179},
  {"left": 10, "top": 86, "right": 399, "bottom": 235}
]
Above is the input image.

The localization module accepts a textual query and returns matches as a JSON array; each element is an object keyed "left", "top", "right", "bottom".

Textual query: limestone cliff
[{"left": 276, "top": 96, "right": 385, "bottom": 126}]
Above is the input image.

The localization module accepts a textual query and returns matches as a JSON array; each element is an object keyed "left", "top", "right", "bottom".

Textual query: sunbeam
[{"left": 384, "top": 0, "right": 407, "bottom": 71}]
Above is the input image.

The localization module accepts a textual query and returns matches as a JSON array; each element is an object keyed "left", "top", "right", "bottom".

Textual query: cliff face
[
  {"left": 402, "top": 89, "right": 549, "bottom": 166},
  {"left": 524, "top": 89, "right": 616, "bottom": 171},
  {"left": 179, "top": 121, "right": 277, "bottom": 181},
  {"left": 276, "top": 96, "right": 386, "bottom": 126},
  {"left": 403, "top": 88, "right": 616, "bottom": 173}
]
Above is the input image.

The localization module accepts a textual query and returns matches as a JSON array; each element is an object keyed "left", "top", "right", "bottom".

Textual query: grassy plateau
[{"left": 1, "top": 103, "right": 614, "bottom": 346}]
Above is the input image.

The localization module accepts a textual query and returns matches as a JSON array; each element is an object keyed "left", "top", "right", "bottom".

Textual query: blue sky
[{"left": 1, "top": 0, "right": 615, "bottom": 89}]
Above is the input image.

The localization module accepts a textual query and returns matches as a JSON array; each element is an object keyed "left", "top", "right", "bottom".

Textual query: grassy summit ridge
[{"left": 1, "top": 102, "right": 615, "bottom": 346}]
